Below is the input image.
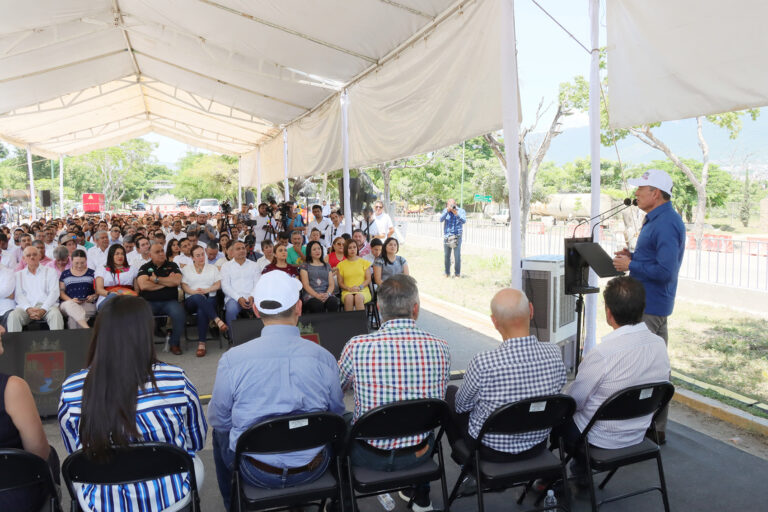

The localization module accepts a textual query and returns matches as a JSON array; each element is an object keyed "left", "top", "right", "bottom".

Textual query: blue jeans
[
  {"left": 147, "top": 299, "right": 185, "bottom": 347},
  {"left": 185, "top": 294, "right": 218, "bottom": 341},
  {"left": 213, "top": 429, "right": 330, "bottom": 511},
  {"left": 97, "top": 292, "right": 119, "bottom": 311},
  {"left": 444, "top": 235, "right": 462, "bottom": 276},
  {"left": 224, "top": 298, "right": 247, "bottom": 329}
]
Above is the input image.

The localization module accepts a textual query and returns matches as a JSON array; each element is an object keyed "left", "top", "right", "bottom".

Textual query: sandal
[
  {"left": 215, "top": 318, "right": 229, "bottom": 333},
  {"left": 196, "top": 344, "right": 206, "bottom": 357}
]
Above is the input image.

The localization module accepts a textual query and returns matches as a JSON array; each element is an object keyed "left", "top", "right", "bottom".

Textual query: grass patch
[
  {"left": 672, "top": 377, "right": 768, "bottom": 421},
  {"left": 400, "top": 241, "right": 768, "bottom": 405}
]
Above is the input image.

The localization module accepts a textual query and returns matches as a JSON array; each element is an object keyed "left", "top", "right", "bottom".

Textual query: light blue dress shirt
[{"left": 208, "top": 324, "right": 345, "bottom": 467}]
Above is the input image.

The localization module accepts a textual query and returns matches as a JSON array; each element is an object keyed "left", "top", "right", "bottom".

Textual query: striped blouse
[{"left": 58, "top": 363, "right": 207, "bottom": 512}]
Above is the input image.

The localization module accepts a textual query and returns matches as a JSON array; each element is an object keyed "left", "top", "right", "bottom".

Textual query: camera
[{"left": 221, "top": 200, "right": 232, "bottom": 215}]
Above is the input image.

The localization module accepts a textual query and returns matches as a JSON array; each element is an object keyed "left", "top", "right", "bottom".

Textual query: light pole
[{"left": 460, "top": 141, "right": 465, "bottom": 208}]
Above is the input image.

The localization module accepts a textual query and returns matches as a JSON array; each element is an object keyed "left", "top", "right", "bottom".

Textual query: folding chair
[
  {"left": 574, "top": 381, "right": 674, "bottom": 512},
  {"left": 231, "top": 412, "right": 347, "bottom": 512},
  {"left": 364, "top": 284, "right": 381, "bottom": 330},
  {"left": 0, "top": 448, "right": 61, "bottom": 512},
  {"left": 345, "top": 399, "right": 451, "bottom": 512},
  {"left": 61, "top": 443, "right": 200, "bottom": 512},
  {"left": 447, "top": 394, "right": 576, "bottom": 512}
]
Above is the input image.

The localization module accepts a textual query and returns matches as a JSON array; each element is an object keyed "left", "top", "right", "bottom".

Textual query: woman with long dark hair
[
  {"left": 94, "top": 244, "right": 138, "bottom": 310},
  {"left": 373, "top": 237, "right": 409, "bottom": 286},
  {"left": 299, "top": 241, "right": 339, "bottom": 313},
  {"left": 181, "top": 245, "right": 227, "bottom": 357},
  {"left": 58, "top": 296, "right": 206, "bottom": 512},
  {"left": 165, "top": 238, "right": 181, "bottom": 262}
]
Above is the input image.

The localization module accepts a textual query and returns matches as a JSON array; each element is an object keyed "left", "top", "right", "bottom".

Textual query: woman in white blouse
[
  {"left": 181, "top": 245, "right": 226, "bottom": 357},
  {"left": 94, "top": 244, "right": 138, "bottom": 310}
]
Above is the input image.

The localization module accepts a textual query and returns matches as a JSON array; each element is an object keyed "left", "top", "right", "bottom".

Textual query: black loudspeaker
[
  {"left": 40, "top": 190, "right": 52, "bottom": 207},
  {"left": 244, "top": 189, "right": 256, "bottom": 206}
]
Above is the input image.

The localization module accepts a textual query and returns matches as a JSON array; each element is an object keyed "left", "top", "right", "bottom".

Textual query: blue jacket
[
  {"left": 629, "top": 201, "right": 686, "bottom": 316},
  {"left": 440, "top": 207, "right": 466, "bottom": 237}
]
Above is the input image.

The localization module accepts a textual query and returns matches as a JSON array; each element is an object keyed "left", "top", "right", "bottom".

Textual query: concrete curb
[{"left": 420, "top": 291, "right": 768, "bottom": 438}]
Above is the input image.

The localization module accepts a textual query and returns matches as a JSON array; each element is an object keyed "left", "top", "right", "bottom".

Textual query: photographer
[
  {"left": 189, "top": 213, "right": 219, "bottom": 245},
  {"left": 440, "top": 198, "right": 466, "bottom": 278},
  {"left": 282, "top": 201, "right": 305, "bottom": 233}
]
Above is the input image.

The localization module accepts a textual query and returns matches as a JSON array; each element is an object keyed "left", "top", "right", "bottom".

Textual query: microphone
[
  {"left": 571, "top": 198, "right": 633, "bottom": 238},
  {"left": 590, "top": 198, "right": 637, "bottom": 239}
]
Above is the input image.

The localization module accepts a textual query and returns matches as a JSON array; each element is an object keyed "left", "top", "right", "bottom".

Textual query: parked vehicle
[
  {"left": 492, "top": 209, "right": 510, "bottom": 225},
  {"left": 196, "top": 198, "right": 220, "bottom": 214}
]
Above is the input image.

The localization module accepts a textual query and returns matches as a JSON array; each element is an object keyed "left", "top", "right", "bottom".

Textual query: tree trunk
[{"left": 378, "top": 163, "right": 393, "bottom": 216}]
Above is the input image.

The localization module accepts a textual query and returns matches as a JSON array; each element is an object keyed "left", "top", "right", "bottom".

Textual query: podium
[{"left": 564, "top": 237, "right": 624, "bottom": 372}]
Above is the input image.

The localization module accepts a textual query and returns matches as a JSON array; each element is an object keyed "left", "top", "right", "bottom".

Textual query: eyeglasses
[{"left": 375, "top": 205, "right": 383, "bottom": 209}]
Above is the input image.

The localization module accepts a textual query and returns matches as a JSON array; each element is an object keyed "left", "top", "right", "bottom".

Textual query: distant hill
[{"left": 545, "top": 113, "right": 768, "bottom": 179}]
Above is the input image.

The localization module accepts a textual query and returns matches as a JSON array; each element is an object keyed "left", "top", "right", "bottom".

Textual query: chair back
[
  {"left": 235, "top": 412, "right": 347, "bottom": 458},
  {"left": 477, "top": 394, "right": 576, "bottom": 439},
  {"left": 580, "top": 382, "right": 675, "bottom": 439},
  {"left": 349, "top": 399, "right": 449, "bottom": 442},
  {"left": 0, "top": 448, "right": 59, "bottom": 500},
  {"left": 62, "top": 443, "right": 197, "bottom": 495}
]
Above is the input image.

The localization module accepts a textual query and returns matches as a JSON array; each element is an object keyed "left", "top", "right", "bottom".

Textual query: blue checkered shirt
[
  {"left": 339, "top": 318, "right": 451, "bottom": 450},
  {"left": 455, "top": 335, "right": 566, "bottom": 453}
]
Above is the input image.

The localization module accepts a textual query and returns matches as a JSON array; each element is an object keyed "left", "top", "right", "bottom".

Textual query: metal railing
[{"left": 400, "top": 217, "right": 768, "bottom": 291}]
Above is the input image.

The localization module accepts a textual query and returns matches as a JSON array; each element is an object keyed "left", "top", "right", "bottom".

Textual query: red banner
[{"left": 82, "top": 193, "right": 105, "bottom": 213}]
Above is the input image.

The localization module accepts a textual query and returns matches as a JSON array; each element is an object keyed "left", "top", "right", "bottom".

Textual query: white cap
[
  {"left": 252, "top": 270, "right": 302, "bottom": 314},
  {"left": 627, "top": 168, "right": 674, "bottom": 196}
]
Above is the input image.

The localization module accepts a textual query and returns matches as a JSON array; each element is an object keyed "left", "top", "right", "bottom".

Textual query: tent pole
[
  {"left": 584, "top": 0, "right": 601, "bottom": 354},
  {"left": 237, "top": 156, "right": 243, "bottom": 210},
  {"left": 26, "top": 145, "right": 37, "bottom": 221},
  {"left": 341, "top": 91, "right": 352, "bottom": 235},
  {"left": 256, "top": 146, "right": 262, "bottom": 204},
  {"left": 501, "top": 0, "right": 522, "bottom": 289},
  {"left": 283, "top": 128, "right": 289, "bottom": 201},
  {"left": 59, "top": 155, "right": 65, "bottom": 218}
]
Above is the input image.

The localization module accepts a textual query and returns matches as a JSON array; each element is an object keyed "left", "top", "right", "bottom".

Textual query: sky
[{"left": 142, "top": 0, "right": 600, "bottom": 167}]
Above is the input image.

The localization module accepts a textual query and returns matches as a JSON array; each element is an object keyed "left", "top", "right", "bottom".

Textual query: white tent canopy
[{"left": 0, "top": 0, "right": 502, "bottom": 180}]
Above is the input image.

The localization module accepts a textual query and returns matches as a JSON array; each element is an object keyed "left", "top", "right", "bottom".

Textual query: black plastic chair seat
[
  {"left": 451, "top": 439, "right": 562, "bottom": 482},
  {"left": 242, "top": 471, "right": 337, "bottom": 505},
  {"left": 352, "top": 459, "right": 440, "bottom": 492},
  {"left": 589, "top": 438, "right": 660, "bottom": 468}
]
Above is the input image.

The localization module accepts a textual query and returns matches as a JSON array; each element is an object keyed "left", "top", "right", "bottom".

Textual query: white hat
[
  {"left": 627, "top": 169, "right": 674, "bottom": 196},
  {"left": 252, "top": 270, "right": 302, "bottom": 314}
]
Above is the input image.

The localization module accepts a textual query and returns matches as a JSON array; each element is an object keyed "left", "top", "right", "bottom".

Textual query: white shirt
[
  {"left": 220, "top": 258, "right": 260, "bottom": 302},
  {"left": 0, "top": 248, "right": 18, "bottom": 270},
  {"left": 181, "top": 263, "right": 221, "bottom": 298},
  {"left": 307, "top": 217, "right": 333, "bottom": 248},
  {"left": 174, "top": 254, "right": 193, "bottom": 268},
  {"left": 94, "top": 265, "right": 138, "bottom": 307},
  {"left": 329, "top": 222, "right": 348, "bottom": 241},
  {"left": 322, "top": 204, "right": 331, "bottom": 217},
  {"left": 167, "top": 230, "right": 186, "bottom": 242},
  {"left": 0, "top": 266, "right": 16, "bottom": 315},
  {"left": 86, "top": 245, "right": 109, "bottom": 270},
  {"left": 373, "top": 212, "right": 394, "bottom": 239},
  {"left": 254, "top": 255, "right": 271, "bottom": 275},
  {"left": 14, "top": 265, "right": 59, "bottom": 311},
  {"left": 127, "top": 251, "right": 151, "bottom": 269},
  {"left": 252, "top": 215, "right": 277, "bottom": 244},
  {"left": 566, "top": 322, "right": 670, "bottom": 449},
  {"left": 44, "top": 241, "right": 57, "bottom": 259}
]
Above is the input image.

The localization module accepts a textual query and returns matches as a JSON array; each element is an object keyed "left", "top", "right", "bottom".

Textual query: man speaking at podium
[{"left": 612, "top": 168, "right": 685, "bottom": 443}]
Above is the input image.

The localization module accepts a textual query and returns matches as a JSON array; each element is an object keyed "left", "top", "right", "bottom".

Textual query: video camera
[{"left": 221, "top": 199, "right": 233, "bottom": 216}]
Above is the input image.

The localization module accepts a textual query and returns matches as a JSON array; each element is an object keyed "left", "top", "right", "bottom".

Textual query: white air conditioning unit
[{"left": 522, "top": 255, "right": 578, "bottom": 373}]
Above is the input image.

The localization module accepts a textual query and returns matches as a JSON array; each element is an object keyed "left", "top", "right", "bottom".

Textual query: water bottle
[
  {"left": 377, "top": 493, "right": 396, "bottom": 511},
  {"left": 543, "top": 489, "right": 557, "bottom": 511}
]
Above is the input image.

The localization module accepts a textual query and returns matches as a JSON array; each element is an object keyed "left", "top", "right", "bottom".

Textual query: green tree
[{"left": 173, "top": 153, "right": 239, "bottom": 201}]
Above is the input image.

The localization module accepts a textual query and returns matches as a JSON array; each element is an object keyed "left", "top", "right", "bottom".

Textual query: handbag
[{"left": 445, "top": 235, "right": 459, "bottom": 249}]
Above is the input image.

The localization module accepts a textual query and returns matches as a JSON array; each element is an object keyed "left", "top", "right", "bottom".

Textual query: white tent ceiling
[{"left": 0, "top": 0, "right": 482, "bottom": 165}]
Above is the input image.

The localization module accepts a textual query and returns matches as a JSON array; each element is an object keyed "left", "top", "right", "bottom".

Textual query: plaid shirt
[
  {"left": 455, "top": 336, "right": 566, "bottom": 453},
  {"left": 339, "top": 318, "right": 451, "bottom": 449}
]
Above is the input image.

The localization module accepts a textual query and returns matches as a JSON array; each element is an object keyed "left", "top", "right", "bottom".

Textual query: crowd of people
[
  {"left": 0, "top": 200, "right": 408, "bottom": 358},
  {"left": 0, "top": 175, "right": 681, "bottom": 512}
]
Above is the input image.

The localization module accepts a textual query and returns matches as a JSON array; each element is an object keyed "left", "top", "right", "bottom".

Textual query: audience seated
[
  {"left": 307, "top": 204, "right": 333, "bottom": 249},
  {"left": 299, "top": 241, "right": 339, "bottom": 313},
  {"left": 209, "top": 271, "right": 344, "bottom": 510},
  {"left": 559, "top": 276, "right": 671, "bottom": 474},
  {"left": 46, "top": 246, "right": 71, "bottom": 277},
  {"left": 445, "top": 289, "right": 566, "bottom": 493},
  {"left": 0, "top": 265, "right": 14, "bottom": 332},
  {"left": 337, "top": 239, "right": 372, "bottom": 311},
  {"left": 94, "top": 244, "right": 138, "bottom": 311},
  {"left": 7, "top": 247, "right": 63, "bottom": 331},
  {"left": 220, "top": 240, "right": 261, "bottom": 332},
  {"left": 338, "top": 274, "right": 451, "bottom": 512},
  {"left": 0, "top": 233, "right": 18, "bottom": 269},
  {"left": 373, "top": 237, "right": 408, "bottom": 288},
  {"left": 0, "top": 328, "right": 61, "bottom": 512},
  {"left": 174, "top": 238, "right": 193, "bottom": 268},
  {"left": 181, "top": 245, "right": 227, "bottom": 357},
  {"left": 352, "top": 229, "right": 371, "bottom": 257},
  {"left": 327, "top": 236, "right": 345, "bottom": 268},
  {"left": 254, "top": 240, "right": 273, "bottom": 274},
  {"left": 59, "top": 250, "right": 97, "bottom": 329},
  {"left": 136, "top": 243, "right": 186, "bottom": 355},
  {"left": 127, "top": 235, "right": 151, "bottom": 268},
  {"left": 286, "top": 229, "right": 306, "bottom": 265},
  {"left": 363, "top": 237, "right": 383, "bottom": 264},
  {"left": 263, "top": 243, "right": 300, "bottom": 278},
  {"left": 58, "top": 296, "right": 206, "bottom": 512},
  {"left": 166, "top": 237, "right": 181, "bottom": 262}
]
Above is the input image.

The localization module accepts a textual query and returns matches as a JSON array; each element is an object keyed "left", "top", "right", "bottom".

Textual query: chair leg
[
  {"left": 474, "top": 456, "right": 485, "bottom": 512},
  {"left": 517, "top": 480, "right": 533, "bottom": 504},
  {"left": 598, "top": 468, "right": 617, "bottom": 490},
  {"left": 656, "top": 454, "right": 671, "bottom": 512},
  {"left": 584, "top": 447, "right": 598, "bottom": 512},
  {"left": 346, "top": 456, "right": 357, "bottom": 512},
  {"left": 447, "top": 466, "right": 469, "bottom": 506},
  {"left": 437, "top": 442, "right": 451, "bottom": 512}
]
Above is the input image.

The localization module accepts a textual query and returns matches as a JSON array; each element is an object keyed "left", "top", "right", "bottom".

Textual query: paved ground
[{"left": 42, "top": 308, "right": 768, "bottom": 511}]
